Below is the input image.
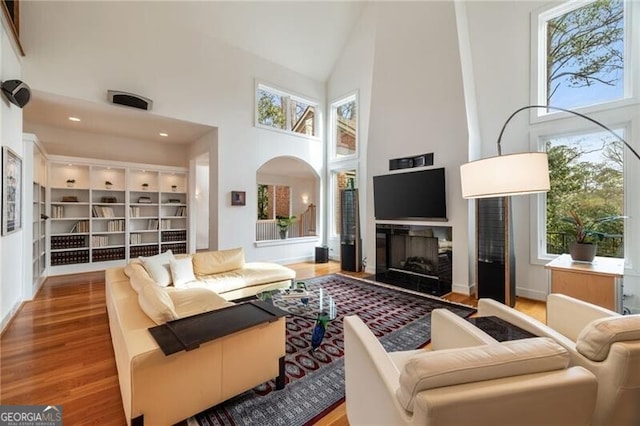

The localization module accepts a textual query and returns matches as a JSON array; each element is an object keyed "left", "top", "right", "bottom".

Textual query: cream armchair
[
  {"left": 343, "top": 310, "right": 597, "bottom": 426},
  {"left": 478, "top": 294, "right": 640, "bottom": 426}
]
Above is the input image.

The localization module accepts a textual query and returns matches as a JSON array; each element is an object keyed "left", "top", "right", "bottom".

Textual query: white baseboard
[
  {"left": 1, "top": 300, "right": 23, "bottom": 335},
  {"left": 452, "top": 282, "right": 473, "bottom": 296},
  {"left": 516, "top": 287, "right": 546, "bottom": 301},
  {"left": 279, "top": 255, "right": 314, "bottom": 265}
]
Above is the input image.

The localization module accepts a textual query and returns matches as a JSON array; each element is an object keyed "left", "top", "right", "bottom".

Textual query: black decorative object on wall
[{"left": 389, "top": 153, "right": 433, "bottom": 170}]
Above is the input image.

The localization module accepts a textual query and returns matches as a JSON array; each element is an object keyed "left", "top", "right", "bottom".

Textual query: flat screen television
[{"left": 373, "top": 168, "right": 447, "bottom": 221}]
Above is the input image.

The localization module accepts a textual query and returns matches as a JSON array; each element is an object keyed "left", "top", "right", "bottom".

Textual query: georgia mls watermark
[{"left": 0, "top": 405, "right": 62, "bottom": 426}]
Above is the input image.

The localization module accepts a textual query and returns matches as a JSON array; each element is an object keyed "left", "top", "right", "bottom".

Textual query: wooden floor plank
[{"left": 1, "top": 262, "right": 545, "bottom": 425}]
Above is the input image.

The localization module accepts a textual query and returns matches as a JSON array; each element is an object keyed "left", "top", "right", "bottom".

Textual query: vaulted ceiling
[{"left": 22, "top": 1, "right": 367, "bottom": 144}]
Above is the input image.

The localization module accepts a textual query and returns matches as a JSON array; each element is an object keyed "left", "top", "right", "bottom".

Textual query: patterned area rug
[{"left": 188, "top": 274, "right": 475, "bottom": 426}]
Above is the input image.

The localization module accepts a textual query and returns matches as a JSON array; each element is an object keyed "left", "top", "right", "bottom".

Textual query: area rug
[{"left": 188, "top": 274, "right": 475, "bottom": 426}]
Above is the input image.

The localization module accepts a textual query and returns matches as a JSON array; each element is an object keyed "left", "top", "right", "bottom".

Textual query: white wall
[
  {"left": 363, "top": 2, "right": 472, "bottom": 292},
  {"left": 0, "top": 23, "right": 25, "bottom": 330},
  {"left": 327, "top": 4, "right": 377, "bottom": 266},
  {"left": 20, "top": 1, "right": 324, "bottom": 263}
]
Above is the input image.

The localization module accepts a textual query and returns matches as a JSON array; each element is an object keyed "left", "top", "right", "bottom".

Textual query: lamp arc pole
[{"left": 496, "top": 105, "right": 640, "bottom": 160}]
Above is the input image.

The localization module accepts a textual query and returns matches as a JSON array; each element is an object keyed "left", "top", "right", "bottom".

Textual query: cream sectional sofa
[{"left": 105, "top": 248, "right": 295, "bottom": 425}]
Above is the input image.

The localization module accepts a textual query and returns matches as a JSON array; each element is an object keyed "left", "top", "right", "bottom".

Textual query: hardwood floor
[{"left": 1, "top": 262, "right": 545, "bottom": 425}]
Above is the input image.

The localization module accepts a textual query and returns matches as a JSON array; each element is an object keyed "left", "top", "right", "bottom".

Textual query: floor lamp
[
  {"left": 459, "top": 105, "right": 638, "bottom": 306},
  {"left": 460, "top": 105, "right": 640, "bottom": 198}
]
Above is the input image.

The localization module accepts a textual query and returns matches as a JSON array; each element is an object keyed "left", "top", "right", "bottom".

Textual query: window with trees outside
[
  {"left": 257, "top": 184, "right": 291, "bottom": 220},
  {"left": 256, "top": 83, "right": 317, "bottom": 137},
  {"left": 331, "top": 94, "right": 358, "bottom": 159},
  {"left": 532, "top": 0, "right": 635, "bottom": 260}
]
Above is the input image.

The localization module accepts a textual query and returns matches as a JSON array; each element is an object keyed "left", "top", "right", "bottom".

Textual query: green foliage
[
  {"left": 547, "top": 0, "right": 624, "bottom": 102},
  {"left": 257, "top": 184, "right": 269, "bottom": 220},
  {"left": 258, "top": 90, "right": 286, "bottom": 130},
  {"left": 546, "top": 141, "right": 624, "bottom": 257},
  {"left": 275, "top": 215, "right": 296, "bottom": 231},
  {"left": 562, "top": 210, "right": 624, "bottom": 244}
]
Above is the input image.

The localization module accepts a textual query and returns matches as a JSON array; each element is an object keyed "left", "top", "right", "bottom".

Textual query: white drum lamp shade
[{"left": 460, "top": 152, "right": 550, "bottom": 199}]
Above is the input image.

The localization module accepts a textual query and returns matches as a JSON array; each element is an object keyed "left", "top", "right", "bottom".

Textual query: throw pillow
[
  {"left": 192, "top": 248, "right": 245, "bottom": 275},
  {"left": 138, "top": 281, "right": 178, "bottom": 325},
  {"left": 139, "top": 250, "right": 174, "bottom": 287},
  {"left": 169, "top": 257, "right": 197, "bottom": 288}
]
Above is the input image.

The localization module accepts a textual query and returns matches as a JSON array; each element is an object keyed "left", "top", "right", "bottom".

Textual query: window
[
  {"left": 535, "top": 0, "right": 626, "bottom": 111},
  {"left": 543, "top": 129, "right": 624, "bottom": 258},
  {"left": 330, "top": 94, "right": 358, "bottom": 159},
  {"left": 256, "top": 83, "right": 317, "bottom": 137},
  {"left": 531, "top": 0, "right": 638, "bottom": 263},
  {"left": 257, "top": 184, "right": 291, "bottom": 220}
]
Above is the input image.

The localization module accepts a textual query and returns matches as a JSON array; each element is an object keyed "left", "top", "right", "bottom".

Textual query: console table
[{"left": 545, "top": 254, "right": 624, "bottom": 313}]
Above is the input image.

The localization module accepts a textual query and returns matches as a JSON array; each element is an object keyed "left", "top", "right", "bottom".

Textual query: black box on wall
[{"left": 389, "top": 153, "right": 434, "bottom": 170}]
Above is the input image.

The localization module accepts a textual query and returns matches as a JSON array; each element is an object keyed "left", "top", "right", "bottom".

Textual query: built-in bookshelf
[{"left": 47, "top": 158, "right": 188, "bottom": 275}]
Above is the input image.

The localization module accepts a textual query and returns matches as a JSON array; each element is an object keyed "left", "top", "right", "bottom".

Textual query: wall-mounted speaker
[
  {"left": 107, "top": 90, "right": 153, "bottom": 111},
  {"left": 1, "top": 80, "right": 31, "bottom": 108}
]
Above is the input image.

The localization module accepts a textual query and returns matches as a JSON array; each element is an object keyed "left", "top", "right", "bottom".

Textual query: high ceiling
[{"left": 22, "top": 1, "right": 367, "bottom": 145}]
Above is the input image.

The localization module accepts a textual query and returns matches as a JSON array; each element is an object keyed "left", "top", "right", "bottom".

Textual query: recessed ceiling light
[
  {"left": 159, "top": 132, "right": 168, "bottom": 137},
  {"left": 68, "top": 116, "right": 81, "bottom": 122}
]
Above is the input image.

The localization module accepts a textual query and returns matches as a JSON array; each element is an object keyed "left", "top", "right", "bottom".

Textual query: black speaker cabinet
[
  {"left": 315, "top": 246, "right": 329, "bottom": 263},
  {"left": 476, "top": 197, "right": 516, "bottom": 307},
  {"left": 340, "top": 188, "right": 361, "bottom": 272}
]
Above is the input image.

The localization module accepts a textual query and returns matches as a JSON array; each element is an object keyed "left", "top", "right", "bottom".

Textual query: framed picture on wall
[
  {"left": 231, "top": 191, "right": 246, "bottom": 206},
  {"left": 2, "top": 146, "right": 22, "bottom": 235}
]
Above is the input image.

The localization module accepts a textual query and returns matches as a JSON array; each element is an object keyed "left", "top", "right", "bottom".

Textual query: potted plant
[
  {"left": 141, "top": 183, "right": 149, "bottom": 191},
  {"left": 171, "top": 185, "right": 178, "bottom": 192},
  {"left": 276, "top": 215, "right": 296, "bottom": 239},
  {"left": 105, "top": 180, "right": 113, "bottom": 189},
  {"left": 563, "top": 210, "right": 624, "bottom": 262},
  {"left": 66, "top": 179, "right": 76, "bottom": 188}
]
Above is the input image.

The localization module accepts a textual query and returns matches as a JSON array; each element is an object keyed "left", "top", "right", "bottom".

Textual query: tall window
[
  {"left": 331, "top": 94, "right": 358, "bottom": 159},
  {"left": 256, "top": 83, "right": 318, "bottom": 137},
  {"left": 536, "top": 0, "right": 626, "bottom": 111},
  {"left": 532, "top": 0, "right": 636, "bottom": 261},
  {"left": 544, "top": 130, "right": 624, "bottom": 258}
]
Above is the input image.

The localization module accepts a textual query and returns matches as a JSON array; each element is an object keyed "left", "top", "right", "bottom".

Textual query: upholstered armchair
[
  {"left": 343, "top": 309, "right": 597, "bottom": 426},
  {"left": 478, "top": 294, "right": 640, "bottom": 426}
]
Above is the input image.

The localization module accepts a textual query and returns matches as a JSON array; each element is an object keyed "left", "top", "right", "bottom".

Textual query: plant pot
[
  {"left": 105, "top": 184, "right": 112, "bottom": 189},
  {"left": 66, "top": 182, "right": 74, "bottom": 188},
  {"left": 279, "top": 230, "right": 288, "bottom": 239},
  {"left": 569, "top": 242, "right": 597, "bottom": 262}
]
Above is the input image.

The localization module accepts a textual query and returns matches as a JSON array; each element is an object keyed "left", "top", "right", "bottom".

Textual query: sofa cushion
[
  {"left": 193, "top": 248, "right": 245, "bottom": 275},
  {"left": 126, "top": 263, "right": 154, "bottom": 294},
  {"left": 139, "top": 250, "right": 175, "bottom": 287},
  {"left": 167, "top": 287, "right": 234, "bottom": 318},
  {"left": 576, "top": 314, "right": 640, "bottom": 361},
  {"left": 195, "top": 262, "right": 295, "bottom": 294},
  {"left": 395, "top": 337, "right": 569, "bottom": 413},
  {"left": 138, "top": 279, "right": 178, "bottom": 325},
  {"left": 170, "top": 257, "right": 197, "bottom": 288}
]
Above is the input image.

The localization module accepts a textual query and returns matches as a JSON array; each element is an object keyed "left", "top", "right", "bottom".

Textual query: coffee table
[{"left": 257, "top": 285, "right": 337, "bottom": 350}]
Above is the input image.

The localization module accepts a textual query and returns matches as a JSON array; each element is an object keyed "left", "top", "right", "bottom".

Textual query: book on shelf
[
  {"left": 130, "top": 233, "right": 142, "bottom": 245},
  {"left": 92, "top": 206, "right": 115, "bottom": 218},
  {"left": 129, "top": 206, "right": 141, "bottom": 217},
  {"left": 52, "top": 205, "right": 64, "bottom": 218},
  {"left": 161, "top": 219, "right": 171, "bottom": 229},
  {"left": 92, "top": 235, "right": 110, "bottom": 247},
  {"left": 147, "top": 219, "right": 159, "bottom": 230},
  {"left": 174, "top": 206, "right": 187, "bottom": 216},
  {"left": 107, "top": 220, "right": 125, "bottom": 232},
  {"left": 70, "top": 220, "right": 90, "bottom": 233},
  {"left": 138, "top": 197, "right": 152, "bottom": 204}
]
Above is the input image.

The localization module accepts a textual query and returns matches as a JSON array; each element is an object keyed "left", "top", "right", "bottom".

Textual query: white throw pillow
[
  {"left": 170, "top": 257, "right": 197, "bottom": 288},
  {"left": 139, "top": 250, "right": 174, "bottom": 287}
]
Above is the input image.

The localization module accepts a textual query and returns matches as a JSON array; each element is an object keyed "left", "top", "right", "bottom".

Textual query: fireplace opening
[{"left": 376, "top": 224, "right": 452, "bottom": 296}]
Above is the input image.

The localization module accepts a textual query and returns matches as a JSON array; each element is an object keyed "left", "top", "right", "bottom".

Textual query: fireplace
[{"left": 376, "top": 224, "right": 452, "bottom": 296}]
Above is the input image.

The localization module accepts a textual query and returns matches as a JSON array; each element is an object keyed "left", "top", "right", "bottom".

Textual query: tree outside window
[
  {"left": 256, "top": 84, "right": 316, "bottom": 137},
  {"left": 332, "top": 96, "right": 357, "bottom": 158},
  {"left": 257, "top": 184, "right": 291, "bottom": 220},
  {"left": 545, "top": 130, "right": 624, "bottom": 258},
  {"left": 545, "top": 0, "right": 624, "bottom": 108}
]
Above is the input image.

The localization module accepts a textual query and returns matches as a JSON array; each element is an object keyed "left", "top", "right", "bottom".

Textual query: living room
[{"left": 1, "top": 0, "right": 640, "bottom": 424}]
